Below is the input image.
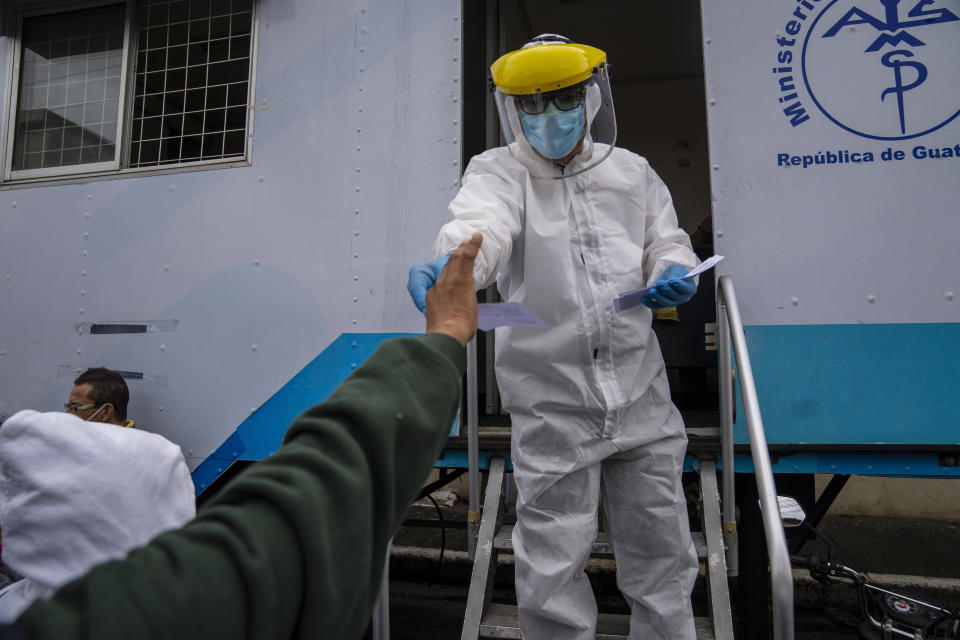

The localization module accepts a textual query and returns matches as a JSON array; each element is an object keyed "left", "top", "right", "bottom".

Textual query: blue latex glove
[
  {"left": 642, "top": 264, "right": 698, "bottom": 309},
  {"left": 406, "top": 255, "right": 450, "bottom": 314}
]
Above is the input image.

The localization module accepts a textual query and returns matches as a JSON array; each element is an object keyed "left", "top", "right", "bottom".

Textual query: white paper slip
[
  {"left": 477, "top": 302, "right": 549, "bottom": 332},
  {"left": 612, "top": 255, "right": 725, "bottom": 314},
  {"left": 683, "top": 254, "right": 724, "bottom": 279},
  {"left": 613, "top": 287, "right": 655, "bottom": 313}
]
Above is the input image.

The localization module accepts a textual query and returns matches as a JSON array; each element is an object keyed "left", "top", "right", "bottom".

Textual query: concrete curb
[
  {"left": 391, "top": 545, "right": 469, "bottom": 564},
  {"left": 390, "top": 545, "right": 960, "bottom": 608},
  {"left": 794, "top": 567, "right": 960, "bottom": 593},
  {"left": 793, "top": 567, "right": 960, "bottom": 609},
  {"left": 391, "top": 545, "right": 618, "bottom": 571}
]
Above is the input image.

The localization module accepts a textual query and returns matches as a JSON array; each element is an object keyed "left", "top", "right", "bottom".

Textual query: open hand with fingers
[
  {"left": 424, "top": 233, "right": 483, "bottom": 346},
  {"left": 642, "top": 264, "right": 698, "bottom": 309}
]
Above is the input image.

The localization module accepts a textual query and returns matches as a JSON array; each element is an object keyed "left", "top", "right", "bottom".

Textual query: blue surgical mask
[{"left": 518, "top": 102, "right": 586, "bottom": 160}]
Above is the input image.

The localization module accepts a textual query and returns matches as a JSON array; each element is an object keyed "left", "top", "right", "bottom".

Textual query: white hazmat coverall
[{"left": 432, "top": 103, "right": 700, "bottom": 639}]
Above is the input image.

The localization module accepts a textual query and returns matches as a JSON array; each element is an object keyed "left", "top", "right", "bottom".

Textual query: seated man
[
  {"left": 65, "top": 368, "right": 135, "bottom": 428},
  {"left": 4, "top": 234, "right": 482, "bottom": 640}
]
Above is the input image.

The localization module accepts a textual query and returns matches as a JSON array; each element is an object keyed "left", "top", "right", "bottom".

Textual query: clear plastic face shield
[{"left": 492, "top": 59, "right": 616, "bottom": 179}]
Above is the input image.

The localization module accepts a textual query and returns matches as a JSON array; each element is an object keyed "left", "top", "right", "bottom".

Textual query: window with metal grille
[
  {"left": 3, "top": 0, "right": 255, "bottom": 183},
  {"left": 130, "top": 0, "right": 252, "bottom": 167},
  {"left": 10, "top": 5, "right": 127, "bottom": 175}
]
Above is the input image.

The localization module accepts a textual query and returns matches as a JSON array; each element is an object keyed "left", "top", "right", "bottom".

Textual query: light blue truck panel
[{"left": 735, "top": 323, "right": 960, "bottom": 446}]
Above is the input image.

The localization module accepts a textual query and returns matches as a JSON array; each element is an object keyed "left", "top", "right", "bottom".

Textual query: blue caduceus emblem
[
  {"left": 802, "top": 0, "right": 960, "bottom": 140},
  {"left": 879, "top": 49, "right": 926, "bottom": 135}
]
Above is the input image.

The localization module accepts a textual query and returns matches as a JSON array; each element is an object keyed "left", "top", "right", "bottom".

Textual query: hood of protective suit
[
  {"left": 506, "top": 82, "right": 608, "bottom": 179},
  {"left": 0, "top": 410, "right": 195, "bottom": 620}
]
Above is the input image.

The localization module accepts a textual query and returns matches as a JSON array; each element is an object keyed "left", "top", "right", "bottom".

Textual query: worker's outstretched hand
[
  {"left": 407, "top": 255, "right": 450, "bottom": 314},
  {"left": 643, "top": 264, "right": 698, "bottom": 309},
  {"left": 425, "top": 233, "right": 482, "bottom": 347}
]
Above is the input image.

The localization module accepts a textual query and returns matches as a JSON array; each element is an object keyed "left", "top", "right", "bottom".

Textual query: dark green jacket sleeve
[{"left": 15, "top": 333, "right": 466, "bottom": 640}]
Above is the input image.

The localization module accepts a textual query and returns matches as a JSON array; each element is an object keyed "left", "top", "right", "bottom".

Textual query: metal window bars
[{"left": 130, "top": 0, "right": 252, "bottom": 167}]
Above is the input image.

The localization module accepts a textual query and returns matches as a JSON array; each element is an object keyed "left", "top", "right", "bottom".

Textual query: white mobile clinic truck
[{"left": 0, "top": 1, "right": 957, "bottom": 637}]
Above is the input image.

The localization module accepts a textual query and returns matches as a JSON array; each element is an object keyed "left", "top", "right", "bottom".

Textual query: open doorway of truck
[
  {"left": 459, "top": 3, "right": 818, "bottom": 637},
  {"left": 461, "top": 0, "right": 719, "bottom": 430}
]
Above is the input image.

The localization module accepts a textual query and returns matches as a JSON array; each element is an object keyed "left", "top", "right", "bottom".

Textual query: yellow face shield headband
[{"left": 490, "top": 43, "right": 607, "bottom": 96}]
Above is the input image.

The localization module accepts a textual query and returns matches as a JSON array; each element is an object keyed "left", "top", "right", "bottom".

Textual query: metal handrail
[
  {"left": 717, "top": 275, "right": 794, "bottom": 640},
  {"left": 717, "top": 295, "right": 738, "bottom": 579},
  {"left": 466, "top": 337, "right": 480, "bottom": 561}
]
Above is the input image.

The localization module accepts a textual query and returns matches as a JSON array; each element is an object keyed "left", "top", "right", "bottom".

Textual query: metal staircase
[
  {"left": 458, "top": 276, "right": 795, "bottom": 640},
  {"left": 459, "top": 456, "right": 733, "bottom": 640}
]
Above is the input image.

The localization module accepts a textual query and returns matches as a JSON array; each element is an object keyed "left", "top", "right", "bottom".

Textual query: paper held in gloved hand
[
  {"left": 613, "top": 255, "right": 725, "bottom": 313},
  {"left": 477, "top": 302, "right": 549, "bottom": 332}
]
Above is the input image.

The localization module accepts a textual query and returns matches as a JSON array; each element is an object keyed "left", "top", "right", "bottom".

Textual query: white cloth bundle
[{"left": 0, "top": 410, "right": 196, "bottom": 621}]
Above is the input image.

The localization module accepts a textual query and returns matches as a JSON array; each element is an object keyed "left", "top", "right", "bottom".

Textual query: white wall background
[
  {"left": 701, "top": 0, "right": 960, "bottom": 326},
  {"left": 0, "top": 0, "right": 463, "bottom": 469}
]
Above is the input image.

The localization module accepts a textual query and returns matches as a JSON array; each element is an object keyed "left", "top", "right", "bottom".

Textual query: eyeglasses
[
  {"left": 64, "top": 402, "right": 97, "bottom": 414},
  {"left": 516, "top": 86, "right": 586, "bottom": 115}
]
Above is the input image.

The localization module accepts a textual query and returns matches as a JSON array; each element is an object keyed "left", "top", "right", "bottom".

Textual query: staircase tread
[
  {"left": 492, "top": 524, "right": 708, "bottom": 560},
  {"left": 479, "top": 602, "right": 715, "bottom": 639}
]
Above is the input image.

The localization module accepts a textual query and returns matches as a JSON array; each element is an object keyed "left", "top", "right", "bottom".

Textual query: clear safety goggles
[{"left": 515, "top": 84, "right": 587, "bottom": 115}]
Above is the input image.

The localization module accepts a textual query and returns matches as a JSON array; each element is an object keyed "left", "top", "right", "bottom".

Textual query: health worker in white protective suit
[{"left": 407, "top": 35, "right": 701, "bottom": 639}]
